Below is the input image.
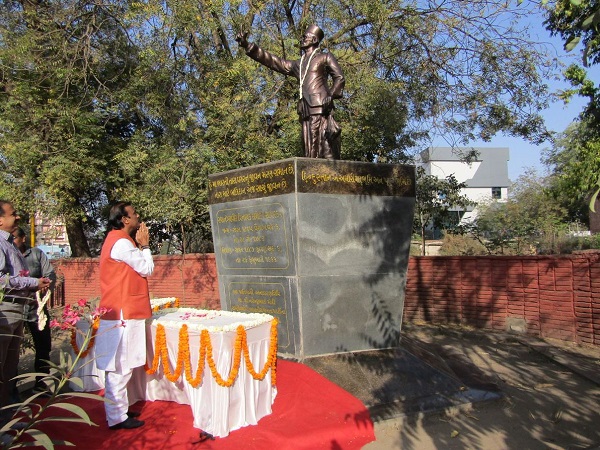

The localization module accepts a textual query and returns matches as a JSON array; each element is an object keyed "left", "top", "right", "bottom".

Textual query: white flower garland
[
  {"left": 36, "top": 289, "right": 51, "bottom": 331},
  {"left": 152, "top": 307, "right": 274, "bottom": 333}
]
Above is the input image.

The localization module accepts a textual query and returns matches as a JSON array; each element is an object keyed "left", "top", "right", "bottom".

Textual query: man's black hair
[
  {"left": 106, "top": 201, "right": 132, "bottom": 231},
  {"left": 0, "top": 200, "right": 11, "bottom": 216}
]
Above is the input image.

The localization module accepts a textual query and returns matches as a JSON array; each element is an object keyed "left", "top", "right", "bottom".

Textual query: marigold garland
[
  {"left": 145, "top": 318, "right": 278, "bottom": 388},
  {"left": 244, "top": 317, "right": 278, "bottom": 384},
  {"left": 70, "top": 318, "right": 100, "bottom": 358},
  {"left": 152, "top": 298, "right": 181, "bottom": 313}
]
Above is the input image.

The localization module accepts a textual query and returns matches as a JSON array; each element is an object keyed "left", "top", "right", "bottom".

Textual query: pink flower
[
  {"left": 53, "top": 298, "right": 107, "bottom": 329},
  {"left": 63, "top": 316, "right": 79, "bottom": 326},
  {"left": 62, "top": 306, "right": 82, "bottom": 326},
  {"left": 91, "top": 307, "right": 110, "bottom": 320},
  {"left": 49, "top": 319, "right": 61, "bottom": 328},
  {"left": 18, "top": 269, "right": 29, "bottom": 277}
]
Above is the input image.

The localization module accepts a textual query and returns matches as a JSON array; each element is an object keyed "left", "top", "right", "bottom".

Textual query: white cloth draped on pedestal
[
  {"left": 69, "top": 298, "right": 178, "bottom": 391},
  {"left": 69, "top": 321, "right": 105, "bottom": 392},
  {"left": 71, "top": 308, "right": 277, "bottom": 438},
  {"left": 127, "top": 315, "right": 277, "bottom": 437}
]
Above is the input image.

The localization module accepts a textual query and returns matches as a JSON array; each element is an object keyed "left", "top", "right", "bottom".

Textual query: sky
[{"left": 451, "top": 14, "right": 600, "bottom": 182}]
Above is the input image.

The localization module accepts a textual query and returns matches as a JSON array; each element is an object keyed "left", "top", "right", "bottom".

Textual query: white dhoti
[{"left": 95, "top": 316, "right": 146, "bottom": 427}]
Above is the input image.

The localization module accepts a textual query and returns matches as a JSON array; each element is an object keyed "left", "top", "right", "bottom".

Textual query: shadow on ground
[{"left": 304, "top": 323, "right": 600, "bottom": 450}]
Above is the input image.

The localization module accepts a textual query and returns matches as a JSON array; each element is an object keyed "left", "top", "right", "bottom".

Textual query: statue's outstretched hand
[{"left": 235, "top": 32, "right": 249, "bottom": 50}]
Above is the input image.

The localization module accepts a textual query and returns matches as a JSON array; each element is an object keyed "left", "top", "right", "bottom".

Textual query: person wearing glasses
[
  {"left": 12, "top": 227, "right": 57, "bottom": 394},
  {"left": 95, "top": 201, "right": 154, "bottom": 430},
  {"left": 0, "top": 201, "right": 51, "bottom": 423},
  {"left": 236, "top": 24, "right": 345, "bottom": 160}
]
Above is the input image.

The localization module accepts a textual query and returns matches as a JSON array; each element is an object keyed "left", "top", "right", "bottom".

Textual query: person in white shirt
[{"left": 95, "top": 202, "right": 154, "bottom": 430}]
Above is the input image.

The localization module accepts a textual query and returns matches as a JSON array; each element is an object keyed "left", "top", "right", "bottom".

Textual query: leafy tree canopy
[
  {"left": 545, "top": 0, "right": 600, "bottom": 212},
  {"left": 0, "top": 0, "right": 559, "bottom": 254},
  {"left": 545, "top": 0, "right": 600, "bottom": 65},
  {"left": 543, "top": 119, "right": 600, "bottom": 218},
  {"left": 472, "top": 169, "right": 568, "bottom": 254}
]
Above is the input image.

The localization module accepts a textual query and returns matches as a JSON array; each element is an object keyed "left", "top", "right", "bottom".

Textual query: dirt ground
[{"left": 365, "top": 323, "right": 600, "bottom": 450}]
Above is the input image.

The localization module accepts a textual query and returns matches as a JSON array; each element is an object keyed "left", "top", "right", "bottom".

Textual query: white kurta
[
  {"left": 95, "top": 240, "right": 154, "bottom": 372},
  {"left": 95, "top": 237, "right": 154, "bottom": 427}
]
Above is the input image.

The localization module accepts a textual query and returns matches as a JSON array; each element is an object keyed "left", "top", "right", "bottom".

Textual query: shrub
[{"left": 439, "top": 233, "right": 488, "bottom": 256}]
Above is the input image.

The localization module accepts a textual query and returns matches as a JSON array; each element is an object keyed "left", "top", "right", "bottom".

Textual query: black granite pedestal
[{"left": 208, "top": 158, "right": 415, "bottom": 360}]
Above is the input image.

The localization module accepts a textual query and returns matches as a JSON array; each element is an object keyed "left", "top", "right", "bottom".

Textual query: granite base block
[{"left": 209, "top": 158, "right": 415, "bottom": 359}]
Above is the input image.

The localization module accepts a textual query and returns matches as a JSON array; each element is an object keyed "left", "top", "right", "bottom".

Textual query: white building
[
  {"left": 33, "top": 213, "right": 71, "bottom": 259},
  {"left": 420, "top": 147, "right": 510, "bottom": 223}
]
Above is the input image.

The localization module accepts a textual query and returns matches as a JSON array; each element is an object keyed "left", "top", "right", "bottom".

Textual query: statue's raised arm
[{"left": 237, "top": 25, "right": 345, "bottom": 160}]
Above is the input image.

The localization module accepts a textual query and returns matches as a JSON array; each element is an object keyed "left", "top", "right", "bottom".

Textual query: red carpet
[{"left": 30, "top": 360, "right": 375, "bottom": 449}]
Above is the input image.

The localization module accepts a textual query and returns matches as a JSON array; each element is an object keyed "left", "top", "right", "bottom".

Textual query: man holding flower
[
  {"left": 12, "top": 227, "right": 57, "bottom": 393},
  {"left": 0, "top": 200, "right": 51, "bottom": 418},
  {"left": 96, "top": 202, "right": 154, "bottom": 430}
]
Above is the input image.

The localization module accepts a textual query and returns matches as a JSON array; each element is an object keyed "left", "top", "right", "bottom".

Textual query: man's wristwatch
[{"left": 141, "top": 245, "right": 150, "bottom": 250}]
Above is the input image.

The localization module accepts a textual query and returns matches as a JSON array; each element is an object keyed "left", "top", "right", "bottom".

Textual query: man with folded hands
[{"left": 96, "top": 201, "right": 154, "bottom": 430}]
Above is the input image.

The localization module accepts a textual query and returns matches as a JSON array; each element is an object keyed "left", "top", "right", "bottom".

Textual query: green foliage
[
  {"left": 0, "top": 0, "right": 558, "bottom": 253},
  {"left": 469, "top": 170, "right": 569, "bottom": 254},
  {"left": 591, "top": 175, "right": 600, "bottom": 212},
  {"left": 0, "top": 1, "right": 141, "bottom": 255},
  {"left": 534, "top": 232, "right": 600, "bottom": 254},
  {"left": 1, "top": 325, "right": 106, "bottom": 449},
  {"left": 543, "top": 120, "right": 600, "bottom": 219},
  {"left": 545, "top": 0, "right": 600, "bottom": 213},
  {"left": 116, "top": 141, "right": 216, "bottom": 253},
  {"left": 472, "top": 202, "right": 539, "bottom": 254},
  {"left": 413, "top": 167, "right": 475, "bottom": 255},
  {"left": 439, "top": 233, "right": 488, "bottom": 256},
  {"left": 545, "top": 0, "right": 600, "bottom": 66},
  {"left": 409, "top": 242, "right": 423, "bottom": 256}
]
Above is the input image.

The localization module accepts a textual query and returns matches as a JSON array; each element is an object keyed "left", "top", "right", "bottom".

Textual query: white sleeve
[{"left": 110, "top": 238, "right": 154, "bottom": 277}]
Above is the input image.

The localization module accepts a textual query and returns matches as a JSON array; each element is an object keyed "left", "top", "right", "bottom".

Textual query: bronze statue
[{"left": 236, "top": 25, "right": 345, "bottom": 160}]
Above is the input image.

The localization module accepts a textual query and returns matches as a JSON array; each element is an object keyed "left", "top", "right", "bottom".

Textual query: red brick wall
[
  {"left": 404, "top": 254, "right": 600, "bottom": 345},
  {"left": 53, "top": 253, "right": 600, "bottom": 345},
  {"left": 53, "top": 254, "right": 220, "bottom": 310}
]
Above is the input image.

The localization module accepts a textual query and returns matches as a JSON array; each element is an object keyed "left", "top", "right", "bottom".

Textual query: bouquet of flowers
[
  {"left": 50, "top": 299, "right": 110, "bottom": 359},
  {"left": 50, "top": 298, "right": 109, "bottom": 329},
  {"left": 1, "top": 299, "right": 111, "bottom": 448}
]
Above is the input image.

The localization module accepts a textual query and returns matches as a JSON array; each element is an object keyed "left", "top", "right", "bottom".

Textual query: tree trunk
[
  {"left": 421, "top": 224, "right": 426, "bottom": 256},
  {"left": 65, "top": 217, "right": 91, "bottom": 257}
]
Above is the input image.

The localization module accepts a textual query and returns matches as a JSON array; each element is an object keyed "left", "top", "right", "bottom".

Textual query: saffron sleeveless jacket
[{"left": 99, "top": 229, "right": 151, "bottom": 320}]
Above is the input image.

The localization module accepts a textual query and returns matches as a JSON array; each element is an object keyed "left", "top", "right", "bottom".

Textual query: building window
[{"left": 492, "top": 187, "right": 501, "bottom": 199}]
